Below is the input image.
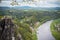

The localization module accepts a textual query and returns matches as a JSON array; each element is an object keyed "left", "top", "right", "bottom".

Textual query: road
[{"left": 36, "top": 20, "right": 55, "bottom": 40}]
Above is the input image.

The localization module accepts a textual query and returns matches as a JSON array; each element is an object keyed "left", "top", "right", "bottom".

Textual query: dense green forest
[
  {"left": 0, "top": 9, "right": 60, "bottom": 40},
  {"left": 0, "top": 10, "right": 60, "bottom": 25}
]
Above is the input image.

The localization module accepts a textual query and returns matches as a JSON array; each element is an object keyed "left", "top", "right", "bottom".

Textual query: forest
[{"left": 0, "top": 9, "right": 60, "bottom": 40}]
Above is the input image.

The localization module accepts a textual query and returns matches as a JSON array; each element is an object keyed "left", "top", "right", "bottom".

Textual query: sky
[{"left": 0, "top": 0, "right": 60, "bottom": 7}]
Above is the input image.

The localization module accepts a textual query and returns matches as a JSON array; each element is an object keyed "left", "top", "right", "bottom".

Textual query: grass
[
  {"left": 32, "top": 31, "right": 37, "bottom": 40},
  {"left": 50, "top": 19, "right": 60, "bottom": 40},
  {"left": 0, "top": 16, "right": 3, "bottom": 19}
]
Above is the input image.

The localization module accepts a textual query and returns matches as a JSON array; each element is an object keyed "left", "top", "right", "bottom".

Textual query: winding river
[{"left": 36, "top": 20, "right": 55, "bottom": 40}]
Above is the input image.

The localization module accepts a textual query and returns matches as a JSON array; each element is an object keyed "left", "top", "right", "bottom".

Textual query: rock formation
[{"left": 0, "top": 16, "right": 22, "bottom": 40}]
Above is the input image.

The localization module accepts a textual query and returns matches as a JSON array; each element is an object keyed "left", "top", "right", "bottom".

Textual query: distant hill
[
  {"left": 0, "top": 6, "right": 60, "bottom": 10},
  {"left": 13, "top": 6, "right": 31, "bottom": 9},
  {"left": 34, "top": 7, "right": 60, "bottom": 10},
  {"left": 0, "top": 7, "right": 10, "bottom": 10},
  {"left": 11, "top": 6, "right": 60, "bottom": 10}
]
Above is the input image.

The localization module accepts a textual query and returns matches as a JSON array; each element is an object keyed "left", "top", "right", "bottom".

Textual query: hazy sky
[{"left": 0, "top": 0, "right": 60, "bottom": 7}]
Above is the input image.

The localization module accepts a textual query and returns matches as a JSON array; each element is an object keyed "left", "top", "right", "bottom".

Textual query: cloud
[
  {"left": 0, "top": 1, "right": 10, "bottom": 6},
  {"left": 0, "top": 0, "right": 60, "bottom": 7}
]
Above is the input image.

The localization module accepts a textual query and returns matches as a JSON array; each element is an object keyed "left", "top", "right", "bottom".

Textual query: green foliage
[
  {"left": 0, "top": 16, "right": 3, "bottom": 19},
  {"left": 13, "top": 19, "right": 32, "bottom": 40},
  {"left": 32, "top": 31, "right": 37, "bottom": 40},
  {"left": 50, "top": 19, "right": 60, "bottom": 40}
]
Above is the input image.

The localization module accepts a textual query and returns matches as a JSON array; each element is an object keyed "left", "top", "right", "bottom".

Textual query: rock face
[{"left": 0, "top": 16, "right": 16, "bottom": 40}]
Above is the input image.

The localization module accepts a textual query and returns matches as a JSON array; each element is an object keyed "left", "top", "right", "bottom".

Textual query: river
[{"left": 36, "top": 20, "right": 55, "bottom": 40}]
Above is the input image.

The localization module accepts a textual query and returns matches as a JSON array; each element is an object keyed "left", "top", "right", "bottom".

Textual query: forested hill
[{"left": 0, "top": 6, "right": 60, "bottom": 10}]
